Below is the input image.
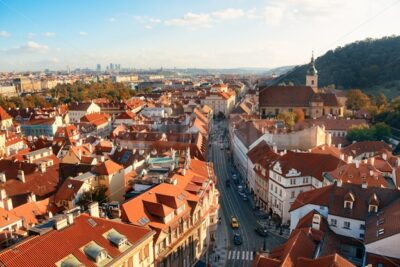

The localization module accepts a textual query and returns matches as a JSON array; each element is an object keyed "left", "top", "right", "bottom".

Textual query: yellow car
[{"left": 231, "top": 216, "right": 239, "bottom": 229}]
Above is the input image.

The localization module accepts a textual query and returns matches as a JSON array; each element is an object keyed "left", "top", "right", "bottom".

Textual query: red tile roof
[
  {"left": 94, "top": 160, "right": 123, "bottom": 175},
  {"left": 0, "top": 106, "right": 12, "bottom": 121},
  {"left": 0, "top": 214, "right": 154, "bottom": 267}
]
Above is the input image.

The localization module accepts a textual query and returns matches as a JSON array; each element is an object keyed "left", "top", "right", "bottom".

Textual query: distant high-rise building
[
  {"left": 110, "top": 63, "right": 114, "bottom": 70},
  {"left": 96, "top": 64, "right": 101, "bottom": 71}
]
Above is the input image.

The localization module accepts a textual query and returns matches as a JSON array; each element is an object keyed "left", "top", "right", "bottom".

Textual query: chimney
[
  {"left": 54, "top": 216, "right": 68, "bottom": 230},
  {"left": 88, "top": 202, "right": 100, "bottom": 218},
  {"left": 66, "top": 213, "right": 74, "bottom": 224},
  {"left": 0, "top": 172, "right": 6, "bottom": 183},
  {"left": 362, "top": 182, "right": 368, "bottom": 189},
  {"left": 370, "top": 157, "right": 375, "bottom": 166},
  {"left": 182, "top": 168, "right": 186, "bottom": 176},
  {"left": 369, "top": 170, "right": 374, "bottom": 176},
  {"left": 0, "top": 189, "right": 7, "bottom": 200},
  {"left": 355, "top": 160, "right": 360, "bottom": 168},
  {"left": 326, "top": 133, "right": 332, "bottom": 146},
  {"left": 336, "top": 179, "right": 343, "bottom": 187},
  {"left": 382, "top": 153, "right": 387, "bottom": 161},
  {"left": 4, "top": 198, "right": 13, "bottom": 211},
  {"left": 338, "top": 143, "right": 342, "bottom": 149},
  {"left": 48, "top": 211, "right": 53, "bottom": 218},
  {"left": 347, "top": 156, "right": 353, "bottom": 164},
  {"left": 17, "top": 170, "right": 25, "bottom": 183},
  {"left": 339, "top": 154, "right": 344, "bottom": 161},
  {"left": 312, "top": 214, "right": 321, "bottom": 230},
  {"left": 273, "top": 145, "right": 277, "bottom": 153},
  {"left": 100, "top": 156, "right": 105, "bottom": 162},
  {"left": 40, "top": 162, "right": 46, "bottom": 173},
  {"left": 28, "top": 192, "right": 36, "bottom": 202}
]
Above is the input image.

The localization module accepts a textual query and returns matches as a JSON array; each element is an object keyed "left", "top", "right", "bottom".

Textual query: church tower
[{"left": 306, "top": 52, "right": 318, "bottom": 92}]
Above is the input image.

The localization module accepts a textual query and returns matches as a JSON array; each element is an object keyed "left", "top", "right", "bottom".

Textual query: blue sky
[{"left": 1, "top": 0, "right": 400, "bottom": 71}]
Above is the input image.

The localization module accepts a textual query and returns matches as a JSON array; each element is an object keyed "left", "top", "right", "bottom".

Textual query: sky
[{"left": 1, "top": 0, "right": 400, "bottom": 71}]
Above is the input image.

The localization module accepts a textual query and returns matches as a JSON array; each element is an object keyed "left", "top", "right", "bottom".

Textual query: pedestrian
[{"left": 217, "top": 255, "right": 220, "bottom": 261}]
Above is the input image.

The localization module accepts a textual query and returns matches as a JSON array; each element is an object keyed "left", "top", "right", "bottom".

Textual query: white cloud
[
  {"left": 79, "top": 31, "right": 88, "bottom": 36},
  {"left": 4, "top": 41, "right": 49, "bottom": 54},
  {"left": 0, "top": 31, "right": 10, "bottom": 37},
  {"left": 44, "top": 32, "right": 56, "bottom": 37},
  {"left": 212, "top": 8, "right": 245, "bottom": 20},
  {"left": 165, "top": 12, "right": 212, "bottom": 27}
]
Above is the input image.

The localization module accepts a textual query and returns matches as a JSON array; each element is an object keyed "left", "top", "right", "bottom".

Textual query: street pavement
[{"left": 207, "top": 119, "right": 287, "bottom": 267}]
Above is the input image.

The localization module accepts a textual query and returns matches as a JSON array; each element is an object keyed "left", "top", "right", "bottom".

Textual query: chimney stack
[
  {"left": 66, "top": 213, "right": 74, "bottom": 225},
  {"left": 339, "top": 154, "right": 344, "bottom": 161},
  {"left": 382, "top": 153, "right": 387, "bottom": 161},
  {"left": 347, "top": 156, "right": 353, "bottom": 164},
  {"left": 336, "top": 179, "right": 343, "bottom": 187},
  {"left": 40, "top": 162, "right": 46, "bottom": 173},
  {"left": 338, "top": 143, "right": 342, "bottom": 149},
  {"left": 88, "top": 202, "right": 100, "bottom": 218},
  {"left": 17, "top": 170, "right": 25, "bottom": 183},
  {"left": 370, "top": 157, "right": 375, "bottom": 166},
  {"left": 0, "top": 172, "right": 6, "bottom": 183},
  {"left": 362, "top": 182, "right": 368, "bottom": 189},
  {"left": 355, "top": 160, "right": 360, "bottom": 168},
  {"left": 54, "top": 216, "right": 68, "bottom": 230}
]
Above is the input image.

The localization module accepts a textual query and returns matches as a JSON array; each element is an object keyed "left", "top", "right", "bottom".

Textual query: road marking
[
  {"left": 246, "top": 251, "right": 249, "bottom": 260},
  {"left": 242, "top": 251, "right": 245, "bottom": 260},
  {"left": 250, "top": 252, "right": 253, "bottom": 261},
  {"left": 231, "top": 250, "right": 236, "bottom": 260},
  {"left": 228, "top": 250, "right": 231, "bottom": 259}
]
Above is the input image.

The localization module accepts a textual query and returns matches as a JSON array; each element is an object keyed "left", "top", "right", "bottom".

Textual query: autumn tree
[
  {"left": 277, "top": 111, "right": 296, "bottom": 128},
  {"left": 346, "top": 89, "right": 371, "bottom": 113}
]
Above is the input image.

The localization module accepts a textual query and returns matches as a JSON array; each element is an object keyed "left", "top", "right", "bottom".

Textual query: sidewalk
[{"left": 209, "top": 223, "right": 229, "bottom": 267}]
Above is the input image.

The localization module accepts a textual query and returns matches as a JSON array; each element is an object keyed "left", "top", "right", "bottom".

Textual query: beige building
[{"left": 201, "top": 90, "right": 235, "bottom": 116}]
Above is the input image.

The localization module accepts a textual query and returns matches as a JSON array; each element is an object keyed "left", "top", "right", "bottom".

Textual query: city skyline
[{"left": 1, "top": 0, "right": 400, "bottom": 71}]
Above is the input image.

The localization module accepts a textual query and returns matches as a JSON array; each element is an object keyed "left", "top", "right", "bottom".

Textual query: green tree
[{"left": 372, "top": 122, "right": 391, "bottom": 142}]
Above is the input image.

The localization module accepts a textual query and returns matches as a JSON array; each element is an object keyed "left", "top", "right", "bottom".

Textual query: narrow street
[{"left": 209, "top": 119, "right": 286, "bottom": 267}]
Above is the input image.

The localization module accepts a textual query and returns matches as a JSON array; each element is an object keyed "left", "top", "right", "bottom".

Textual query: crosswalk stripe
[
  {"left": 246, "top": 251, "right": 249, "bottom": 260},
  {"left": 242, "top": 251, "right": 245, "bottom": 260},
  {"left": 250, "top": 252, "right": 253, "bottom": 261},
  {"left": 232, "top": 250, "right": 236, "bottom": 260},
  {"left": 228, "top": 251, "right": 232, "bottom": 259},
  {"left": 237, "top": 251, "right": 241, "bottom": 260}
]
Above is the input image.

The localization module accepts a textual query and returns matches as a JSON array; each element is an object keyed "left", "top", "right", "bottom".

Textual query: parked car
[
  {"left": 238, "top": 185, "right": 244, "bottom": 193},
  {"left": 233, "top": 233, "right": 243, "bottom": 245},
  {"left": 242, "top": 195, "right": 248, "bottom": 201},
  {"left": 231, "top": 216, "right": 239, "bottom": 229}
]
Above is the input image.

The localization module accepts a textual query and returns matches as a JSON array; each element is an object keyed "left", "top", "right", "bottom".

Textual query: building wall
[
  {"left": 252, "top": 125, "right": 327, "bottom": 151},
  {"left": 327, "top": 214, "right": 365, "bottom": 240}
]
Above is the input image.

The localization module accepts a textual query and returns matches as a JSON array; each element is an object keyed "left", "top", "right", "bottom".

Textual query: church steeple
[{"left": 306, "top": 51, "right": 318, "bottom": 92}]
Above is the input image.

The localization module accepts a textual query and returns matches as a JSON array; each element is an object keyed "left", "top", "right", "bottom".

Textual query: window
[
  {"left": 343, "top": 221, "right": 350, "bottom": 229},
  {"left": 291, "top": 191, "right": 295, "bottom": 199},
  {"left": 344, "top": 201, "right": 353, "bottom": 209},
  {"left": 360, "top": 224, "right": 365, "bottom": 230},
  {"left": 360, "top": 233, "right": 365, "bottom": 239},
  {"left": 330, "top": 219, "right": 337, "bottom": 227},
  {"left": 290, "top": 179, "right": 296, "bottom": 185},
  {"left": 279, "top": 189, "right": 282, "bottom": 197},
  {"left": 369, "top": 205, "right": 378, "bottom": 213}
]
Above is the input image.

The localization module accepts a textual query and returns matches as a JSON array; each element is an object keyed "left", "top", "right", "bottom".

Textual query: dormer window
[
  {"left": 344, "top": 192, "right": 355, "bottom": 209},
  {"left": 82, "top": 241, "right": 111, "bottom": 264},
  {"left": 369, "top": 205, "right": 378, "bottom": 213},
  {"left": 105, "top": 229, "right": 130, "bottom": 251},
  {"left": 344, "top": 201, "right": 353, "bottom": 209}
]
